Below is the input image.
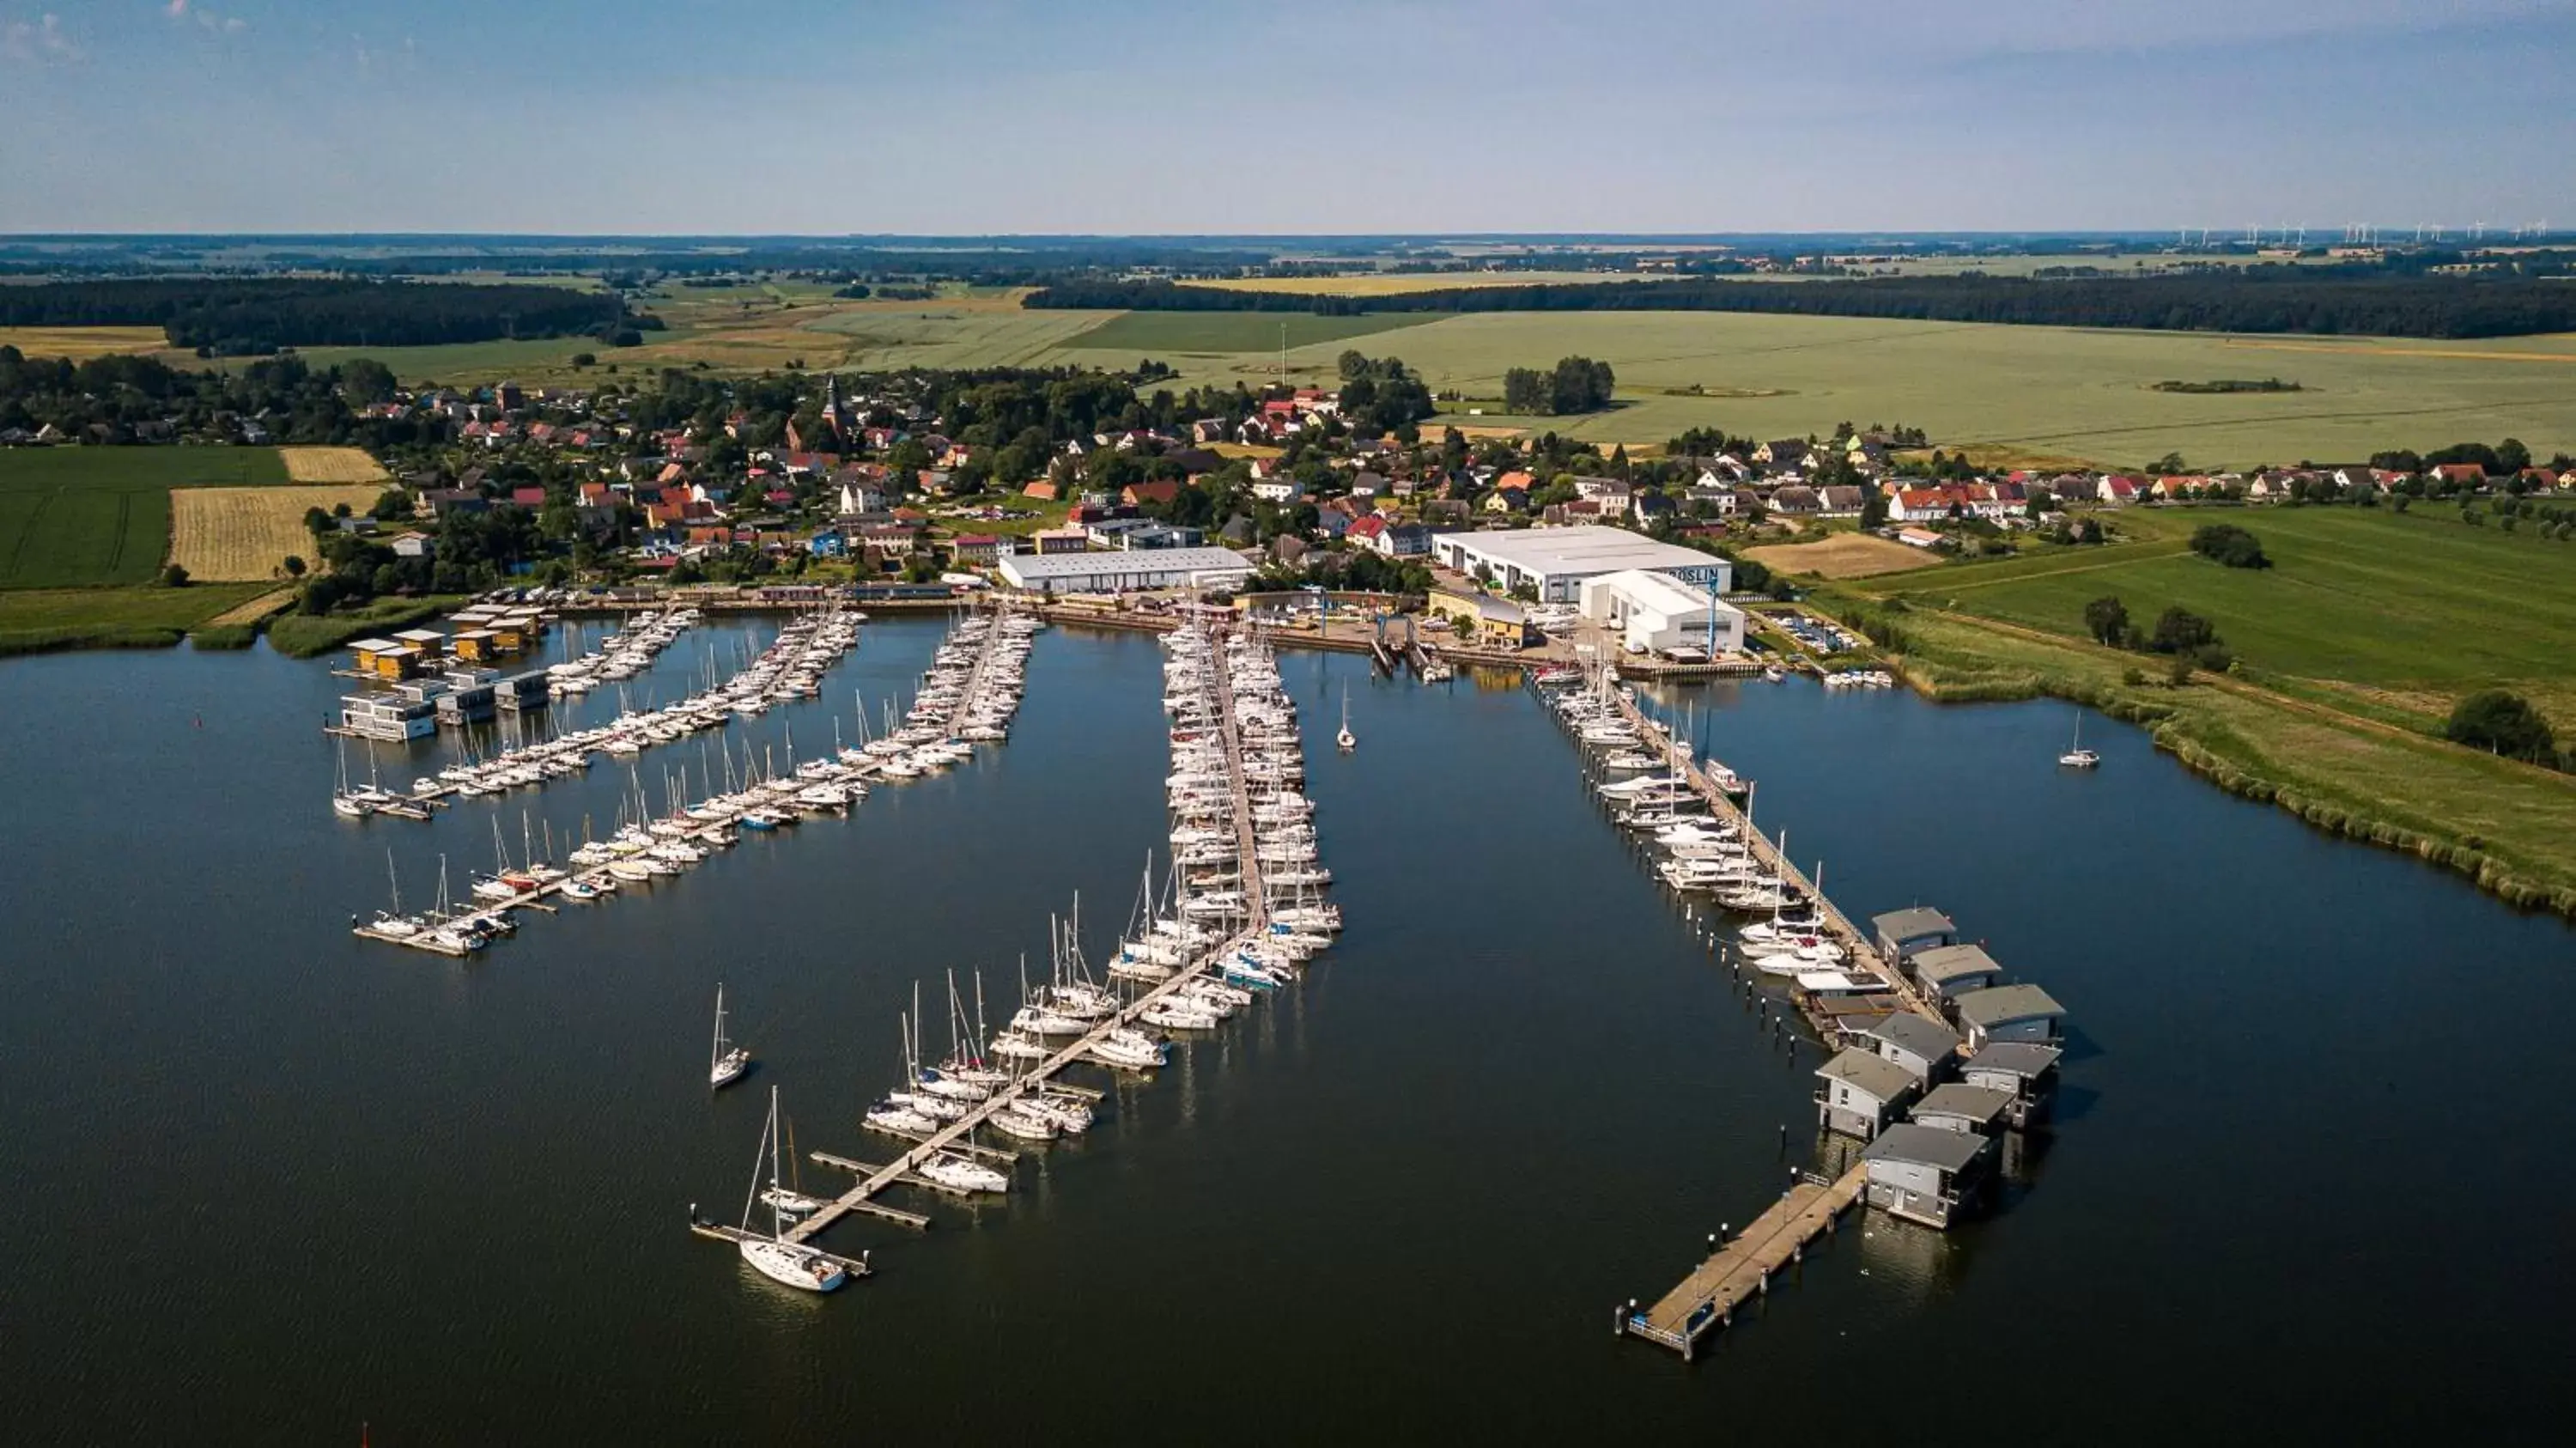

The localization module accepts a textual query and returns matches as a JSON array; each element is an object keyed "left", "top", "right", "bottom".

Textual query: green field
[
  {"left": 1867, "top": 508, "right": 2576, "bottom": 723},
  {"left": 1058, "top": 311, "right": 1431, "bottom": 355},
  {"left": 0, "top": 581, "right": 273, "bottom": 654},
  {"left": 1807, "top": 504, "right": 2576, "bottom": 913},
  {"left": 0, "top": 447, "right": 288, "bottom": 589}
]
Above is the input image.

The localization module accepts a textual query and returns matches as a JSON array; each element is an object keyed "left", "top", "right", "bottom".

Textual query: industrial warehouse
[
  {"left": 1426, "top": 525, "right": 1731, "bottom": 604},
  {"left": 996, "top": 546, "right": 1258, "bottom": 595}
]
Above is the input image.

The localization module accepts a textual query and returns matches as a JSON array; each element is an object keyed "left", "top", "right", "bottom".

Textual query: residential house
[
  {"left": 1754, "top": 439, "right": 1810, "bottom": 468},
  {"left": 1958, "top": 1043, "right": 2063, "bottom": 1129},
  {"left": 1871, "top": 907, "right": 1958, "bottom": 964},
  {"left": 1907, "top": 943, "right": 2004, "bottom": 1004},
  {"left": 1378, "top": 521, "right": 1431, "bottom": 558},
  {"left": 951, "top": 533, "right": 1004, "bottom": 566},
  {"left": 1894, "top": 526, "right": 1950, "bottom": 550},
  {"left": 1631, "top": 492, "right": 1676, "bottom": 526},
  {"left": 1344, "top": 515, "right": 1389, "bottom": 551},
  {"left": 1685, "top": 484, "right": 1739, "bottom": 517},
  {"left": 1570, "top": 475, "right": 1631, "bottom": 504},
  {"left": 1190, "top": 418, "right": 1234, "bottom": 445},
  {"left": 1121, "top": 479, "right": 1183, "bottom": 509},
  {"left": 2432, "top": 462, "right": 2489, "bottom": 488},
  {"left": 1314, "top": 497, "right": 1358, "bottom": 539},
  {"left": 1817, "top": 484, "right": 1868, "bottom": 517},
  {"left": 1768, "top": 485, "right": 1822, "bottom": 517},
  {"left": 1910, "top": 1084, "right": 2016, "bottom": 1138},
  {"left": 2096, "top": 475, "right": 2142, "bottom": 505},
  {"left": 1252, "top": 475, "right": 1304, "bottom": 504}
]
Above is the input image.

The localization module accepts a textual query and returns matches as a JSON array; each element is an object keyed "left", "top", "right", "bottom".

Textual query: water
[{"left": 3, "top": 623, "right": 2571, "bottom": 1443}]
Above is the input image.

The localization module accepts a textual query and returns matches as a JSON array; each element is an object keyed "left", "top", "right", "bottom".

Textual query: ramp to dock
[{"left": 1623, "top": 1164, "right": 1865, "bottom": 1359}]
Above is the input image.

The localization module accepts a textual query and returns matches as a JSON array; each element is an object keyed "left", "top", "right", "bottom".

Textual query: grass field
[
  {"left": 1867, "top": 508, "right": 2576, "bottom": 713},
  {"left": 1807, "top": 504, "right": 2576, "bottom": 912},
  {"left": 278, "top": 447, "right": 390, "bottom": 484},
  {"left": 0, "top": 447, "right": 288, "bottom": 589},
  {"left": 170, "top": 484, "right": 383, "bottom": 581},
  {"left": 0, "top": 325, "right": 169, "bottom": 361},
  {"left": 0, "top": 581, "right": 273, "bottom": 654},
  {"left": 1059, "top": 311, "right": 1431, "bottom": 354},
  {"left": 1747, "top": 533, "right": 1946, "bottom": 580},
  {"left": 1200, "top": 271, "right": 1675, "bottom": 296}
]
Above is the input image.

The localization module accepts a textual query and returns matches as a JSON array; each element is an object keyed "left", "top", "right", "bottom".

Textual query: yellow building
[{"left": 1425, "top": 587, "right": 1534, "bottom": 648}]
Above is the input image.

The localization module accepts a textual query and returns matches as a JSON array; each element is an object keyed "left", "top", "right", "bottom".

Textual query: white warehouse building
[
  {"left": 996, "top": 546, "right": 1255, "bottom": 595},
  {"left": 1429, "top": 526, "right": 1729, "bottom": 605},
  {"left": 1578, "top": 569, "right": 1746, "bottom": 656}
]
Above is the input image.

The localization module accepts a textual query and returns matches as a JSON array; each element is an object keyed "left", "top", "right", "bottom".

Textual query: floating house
[
  {"left": 1814, "top": 1047, "right": 1923, "bottom": 1141},
  {"left": 449, "top": 628, "right": 501, "bottom": 663},
  {"left": 1870, "top": 907, "right": 1958, "bottom": 964},
  {"left": 1909, "top": 1083, "right": 2017, "bottom": 1137},
  {"left": 1959, "top": 1043, "right": 2063, "bottom": 1128},
  {"left": 1908, "top": 943, "right": 2005, "bottom": 1003},
  {"left": 1953, "top": 983, "right": 2068, "bottom": 1050},
  {"left": 1860, "top": 1123, "right": 1995, "bottom": 1229},
  {"left": 340, "top": 681, "right": 443, "bottom": 741},
  {"left": 1862, "top": 1013, "right": 1961, "bottom": 1084}
]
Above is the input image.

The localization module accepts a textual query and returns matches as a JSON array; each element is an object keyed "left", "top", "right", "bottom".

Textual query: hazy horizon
[{"left": 4, "top": 0, "right": 2571, "bottom": 234}]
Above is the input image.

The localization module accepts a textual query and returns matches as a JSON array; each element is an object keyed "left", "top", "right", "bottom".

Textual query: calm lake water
[{"left": 3, "top": 618, "right": 2571, "bottom": 1444}]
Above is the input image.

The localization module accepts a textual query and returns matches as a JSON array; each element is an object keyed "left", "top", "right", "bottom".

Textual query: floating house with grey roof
[
  {"left": 1907, "top": 942, "right": 2004, "bottom": 1003},
  {"left": 1910, "top": 1083, "right": 2017, "bottom": 1138},
  {"left": 1862, "top": 1013, "right": 1961, "bottom": 1084},
  {"left": 1953, "top": 983, "right": 2068, "bottom": 1050},
  {"left": 1870, "top": 906, "right": 1958, "bottom": 964},
  {"left": 1861, "top": 1122, "right": 1996, "bottom": 1228},
  {"left": 1815, "top": 1047, "right": 1923, "bottom": 1141},
  {"left": 1959, "top": 1043, "right": 2063, "bottom": 1128}
]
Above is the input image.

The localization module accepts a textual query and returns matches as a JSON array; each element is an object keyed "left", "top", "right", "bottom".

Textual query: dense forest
[
  {"left": 0, "top": 279, "right": 635, "bottom": 353},
  {"left": 1023, "top": 272, "right": 2576, "bottom": 339}
]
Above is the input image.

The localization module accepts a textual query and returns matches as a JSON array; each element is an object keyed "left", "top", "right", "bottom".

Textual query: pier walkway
[
  {"left": 780, "top": 618, "right": 1274, "bottom": 1248},
  {"left": 1619, "top": 1165, "right": 1866, "bottom": 1359},
  {"left": 1606, "top": 685, "right": 1947, "bottom": 1029},
  {"left": 351, "top": 605, "right": 1018, "bottom": 958}
]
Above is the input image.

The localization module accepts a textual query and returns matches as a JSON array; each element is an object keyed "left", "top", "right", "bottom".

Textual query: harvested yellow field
[
  {"left": 170, "top": 485, "right": 385, "bottom": 581},
  {"left": 207, "top": 587, "right": 299, "bottom": 626},
  {"left": 278, "top": 447, "right": 391, "bottom": 484},
  {"left": 0, "top": 325, "right": 168, "bottom": 360},
  {"left": 1746, "top": 533, "right": 1948, "bottom": 581}
]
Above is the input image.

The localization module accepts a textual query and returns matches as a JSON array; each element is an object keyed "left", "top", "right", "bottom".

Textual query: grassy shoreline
[
  {"left": 1805, "top": 593, "right": 2576, "bottom": 920},
  {"left": 265, "top": 596, "right": 466, "bottom": 659}
]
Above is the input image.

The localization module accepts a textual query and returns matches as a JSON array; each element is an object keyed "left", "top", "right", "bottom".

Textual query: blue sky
[{"left": 3, "top": 0, "right": 2569, "bottom": 234}]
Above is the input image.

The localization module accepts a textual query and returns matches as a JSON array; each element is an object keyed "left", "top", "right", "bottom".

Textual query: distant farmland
[
  {"left": 0, "top": 447, "right": 287, "bottom": 589},
  {"left": 1060, "top": 311, "right": 1429, "bottom": 355}
]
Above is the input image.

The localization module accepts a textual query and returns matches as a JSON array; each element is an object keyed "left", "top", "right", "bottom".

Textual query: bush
[
  {"left": 2149, "top": 605, "right": 2218, "bottom": 654},
  {"left": 2189, "top": 523, "right": 2270, "bottom": 569},
  {"left": 2445, "top": 690, "right": 2556, "bottom": 764}
]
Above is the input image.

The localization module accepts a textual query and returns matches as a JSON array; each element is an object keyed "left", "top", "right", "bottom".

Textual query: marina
[
  {"left": 712, "top": 615, "right": 1342, "bottom": 1269},
  {"left": 349, "top": 605, "right": 1036, "bottom": 954},
  {"left": 10, "top": 619, "right": 2574, "bottom": 1442}
]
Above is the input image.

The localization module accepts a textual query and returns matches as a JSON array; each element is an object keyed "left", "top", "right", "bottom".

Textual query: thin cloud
[{"left": 3, "top": 12, "right": 82, "bottom": 64}]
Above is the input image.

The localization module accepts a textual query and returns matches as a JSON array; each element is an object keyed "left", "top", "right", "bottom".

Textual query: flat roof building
[
  {"left": 996, "top": 546, "right": 1255, "bottom": 596},
  {"left": 1429, "top": 526, "right": 1730, "bottom": 604},
  {"left": 1577, "top": 568, "right": 1746, "bottom": 656}
]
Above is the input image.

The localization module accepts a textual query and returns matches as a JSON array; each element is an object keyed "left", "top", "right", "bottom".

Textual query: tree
[
  {"left": 160, "top": 563, "right": 191, "bottom": 587},
  {"left": 283, "top": 554, "right": 307, "bottom": 579},
  {"left": 2082, "top": 595, "right": 2129, "bottom": 646},
  {"left": 2188, "top": 522, "right": 2271, "bottom": 569},
  {"left": 1859, "top": 484, "right": 1888, "bottom": 530},
  {"left": 2148, "top": 606, "right": 2218, "bottom": 654},
  {"left": 2445, "top": 690, "right": 2556, "bottom": 763}
]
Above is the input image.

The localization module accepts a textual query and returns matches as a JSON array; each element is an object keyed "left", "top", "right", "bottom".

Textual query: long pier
[
  {"left": 1616, "top": 1165, "right": 1866, "bottom": 1359},
  {"left": 775, "top": 618, "right": 1280, "bottom": 1250},
  {"left": 352, "top": 605, "right": 1020, "bottom": 957},
  {"left": 1606, "top": 685, "right": 1947, "bottom": 1031}
]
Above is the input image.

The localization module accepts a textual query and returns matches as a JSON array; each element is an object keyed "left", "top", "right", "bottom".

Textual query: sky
[{"left": 2, "top": 0, "right": 2571, "bottom": 235}]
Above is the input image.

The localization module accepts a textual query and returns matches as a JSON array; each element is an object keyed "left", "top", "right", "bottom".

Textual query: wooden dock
[
  {"left": 1604, "top": 684, "right": 1949, "bottom": 1031},
  {"left": 353, "top": 605, "right": 1021, "bottom": 959},
  {"left": 1619, "top": 1165, "right": 1866, "bottom": 1360},
  {"left": 763, "top": 617, "right": 1288, "bottom": 1254}
]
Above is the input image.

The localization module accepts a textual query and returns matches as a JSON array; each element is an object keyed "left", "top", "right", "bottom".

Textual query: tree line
[
  {"left": 0, "top": 279, "right": 636, "bottom": 354},
  {"left": 1021, "top": 273, "right": 2576, "bottom": 339},
  {"left": 1502, "top": 356, "right": 1615, "bottom": 415}
]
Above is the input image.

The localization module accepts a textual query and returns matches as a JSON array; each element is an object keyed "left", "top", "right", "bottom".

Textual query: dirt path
[{"left": 207, "top": 587, "right": 297, "bottom": 626}]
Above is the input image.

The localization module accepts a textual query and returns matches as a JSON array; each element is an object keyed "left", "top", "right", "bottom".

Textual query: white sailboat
[
  {"left": 2059, "top": 710, "right": 2100, "bottom": 769},
  {"left": 1335, "top": 682, "right": 1355, "bottom": 753},
  {"left": 709, "top": 984, "right": 750, "bottom": 1089},
  {"left": 738, "top": 1087, "right": 848, "bottom": 1292}
]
